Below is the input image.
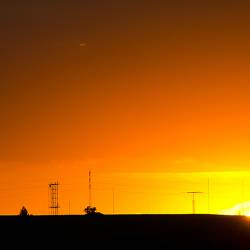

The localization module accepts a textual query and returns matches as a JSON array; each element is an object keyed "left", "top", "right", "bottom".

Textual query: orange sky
[{"left": 1, "top": 1, "right": 250, "bottom": 214}]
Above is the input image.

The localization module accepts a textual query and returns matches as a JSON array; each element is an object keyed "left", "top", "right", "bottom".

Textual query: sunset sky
[{"left": 1, "top": 1, "right": 250, "bottom": 215}]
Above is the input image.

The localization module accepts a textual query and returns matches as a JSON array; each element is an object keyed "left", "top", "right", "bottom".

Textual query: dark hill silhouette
[{"left": 1, "top": 214, "right": 250, "bottom": 249}]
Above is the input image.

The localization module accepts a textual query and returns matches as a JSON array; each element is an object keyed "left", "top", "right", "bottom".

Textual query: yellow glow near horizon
[{"left": 1, "top": 164, "right": 250, "bottom": 215}]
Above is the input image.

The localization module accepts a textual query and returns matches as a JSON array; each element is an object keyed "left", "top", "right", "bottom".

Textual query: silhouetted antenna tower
[
  {"left": 89, "top": 170, "right": 92, "bottom": 207},
  {"left": 186, "top": 191, "right": 204, "bottom": 214},
  {"left": 112, "top": 188, "right": 115, "bottom": 215},
  {"left": 49, "top": 182, "right": 59, "bottom": 215},
  {"left": 84, "top": 170, "right": 98, "bottom": 215}
]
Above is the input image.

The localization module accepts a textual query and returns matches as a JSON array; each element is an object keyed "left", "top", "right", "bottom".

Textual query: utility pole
[{"left": 186, "top": 192, "right": 204, "bottom": 214}]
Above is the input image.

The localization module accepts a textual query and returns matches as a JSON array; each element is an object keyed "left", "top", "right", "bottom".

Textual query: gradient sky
[{"left": 1, "top": 1, "right": 250, "bottom": 215}]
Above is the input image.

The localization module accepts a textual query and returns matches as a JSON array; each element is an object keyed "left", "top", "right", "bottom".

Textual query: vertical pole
[
  {"left": 48, "top": 185, "right": 50, "bottom": 215},
  {"left": 187, "top": 192, "right": 203, "bottom": 215},
  {"left": 208, "top": 177, "right": 210, "bottom": 214},
  {"left": 69, "top": 200, "right": 71, "bottom": 215},
  {"left": 192, "top": 192, "right": 195, "bottom": 214},
  {"left": 57, "top": 182, "right": 59, "bottom": 215},
  {"left": 113, "top": 188, "right": 115, "bottom": 215},
  {"left": 89, "top": 171, "right": 92, "bottom": 207},
  {"left": 242, "top": 179, "right": 245, "bottom": 215}
]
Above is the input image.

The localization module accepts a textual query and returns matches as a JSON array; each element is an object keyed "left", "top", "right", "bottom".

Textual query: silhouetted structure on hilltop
[
  {"left": 49, "top": 182, "right": 59, "bottom": 215},
  {"left": 84, "top": 205, "right": 97, "bottom": 214},
  {"left": 19, "top": 206, "right": 29, "bottom": 216}
]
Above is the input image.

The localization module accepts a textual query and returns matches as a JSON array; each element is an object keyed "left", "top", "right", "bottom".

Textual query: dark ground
[{"left": 1, "top": 214, "right": 250, "bottom": 249}]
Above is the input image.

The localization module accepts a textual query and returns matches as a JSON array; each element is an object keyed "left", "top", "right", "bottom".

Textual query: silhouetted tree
[
  {"left": 84, "top": 206, "right": 97, "bottom": 215},
  {"left": 19, "top": 206, "right": 29, "bottom": 216}
]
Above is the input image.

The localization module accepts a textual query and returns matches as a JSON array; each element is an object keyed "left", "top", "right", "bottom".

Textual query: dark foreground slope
[{"left": 1, "top": 215, "right": 250, "bottom": 249}]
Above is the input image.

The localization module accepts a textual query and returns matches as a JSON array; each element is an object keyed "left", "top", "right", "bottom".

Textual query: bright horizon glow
[
  {"left": 1, "top": 166, "right": 250, "bottom": 215},
  {"left": 219, "top": 201, "right": 250, "bottom": 216}
]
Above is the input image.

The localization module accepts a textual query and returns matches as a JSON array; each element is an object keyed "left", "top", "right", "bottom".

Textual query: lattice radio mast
[{"left": 49, "top": 182, "right": 59, "bottom": 215}]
